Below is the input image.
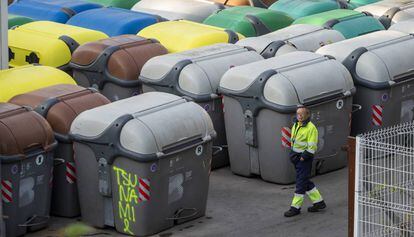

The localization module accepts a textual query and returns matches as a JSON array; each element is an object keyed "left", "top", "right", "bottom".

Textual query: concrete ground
[{"left": 28, "top": 167, "right": 348, "bottom": 237}]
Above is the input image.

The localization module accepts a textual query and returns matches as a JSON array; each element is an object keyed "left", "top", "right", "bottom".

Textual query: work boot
[
  {"left": 284, "top": 207, "right": 301, "bottom": 217},
  {"left": 308, "top": 201, "right": 326, "bottom": 212}
]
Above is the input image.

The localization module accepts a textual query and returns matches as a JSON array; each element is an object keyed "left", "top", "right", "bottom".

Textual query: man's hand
[{"left": 300, "top": 157, "right": 305, "bottom": 161}]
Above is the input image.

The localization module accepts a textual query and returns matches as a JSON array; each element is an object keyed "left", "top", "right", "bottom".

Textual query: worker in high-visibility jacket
[{"left": 284, "top": 106, "right": 326, "bottom": 217}]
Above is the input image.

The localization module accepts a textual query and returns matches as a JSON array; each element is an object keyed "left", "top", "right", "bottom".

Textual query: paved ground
[{"left": 28, "top": 167, "right": 348, "bottom": 237}]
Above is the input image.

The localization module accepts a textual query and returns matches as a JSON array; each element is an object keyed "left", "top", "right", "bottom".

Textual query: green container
[
  {"left": 293, "top": 9, "right": 385, "bottom": 38},
  {"left": 347, "top": 0, "right": 380, "bottom": 9},
  {"left": 84, "top": 0, "right": 139, "bottom": 9},
  {"left": 8, "top": 14, "right": 33, "bottom": 29},
  {"left": 203, "top": 6, "right": 293, "bottom": 37},
  {"left": 268, "top": 0, "right": 347, "bottom": 20}
]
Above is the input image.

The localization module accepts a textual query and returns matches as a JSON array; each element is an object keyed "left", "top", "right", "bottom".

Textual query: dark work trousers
[{"left": 291, "top": 153, "right": 315, "bottom": 195}]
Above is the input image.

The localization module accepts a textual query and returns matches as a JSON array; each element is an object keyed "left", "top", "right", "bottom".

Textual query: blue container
[
  {"left": 67, "top": 7, "right": 164, "bottom": 37},
  {"left": 9, "top": 0, "right": 102, "bottom": 23}
]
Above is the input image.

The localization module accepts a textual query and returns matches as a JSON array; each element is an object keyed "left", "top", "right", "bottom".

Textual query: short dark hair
[{"left": 296, "top": 105, "right": 310, "bottom": 114}]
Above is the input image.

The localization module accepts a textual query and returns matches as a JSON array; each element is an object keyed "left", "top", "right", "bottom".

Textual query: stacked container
[
  {"left": 138, "top": 20, "right": 244, "bottom": 53},
  {"left": 9, "top": 85, "right": 110, "bottom": 218},
  {"left": 317, "top": 30, "right": 414, "bottom": 135},
  {"left": 0, "top": 103, "right": 56, "bottom": 237},
  {"left": 70, "top": 35, "right": 168, "bottom": 101},
  {"left": 8, "top": 21, "right": 108, "bottom": 70},
  {"left": 139, "top": 43, "right": 264, "bottom": 169},
  {"left": 219, "top": 51, "right": 355, "bottom": 183},
  {"left": 70, "top": 92, "right": 215, "bottom": 236},
  {"left": 236, "top": 24, "right": 345, "bottom": 58}
]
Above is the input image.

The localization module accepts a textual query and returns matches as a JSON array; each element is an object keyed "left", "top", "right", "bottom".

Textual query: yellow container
[
  {"left": 0, "top": 65, "right": 76, "bottom": 102},
  {"left": 138, "top": 20, "right": 245, "bottom": 53},
  {"left": 8, "top": 21, "right": 108, "bottom": 68}
]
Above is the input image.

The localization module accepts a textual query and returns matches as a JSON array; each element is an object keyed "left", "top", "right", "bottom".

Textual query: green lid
[
  {"left": 8, "top": 14, "right": 33, "bottom": 29},
  {"left": 84, "top": 0, "right": 140, "bottom": 9}
]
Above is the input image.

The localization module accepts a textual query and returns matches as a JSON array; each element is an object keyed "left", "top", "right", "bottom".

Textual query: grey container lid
[
  {"left": 236, "top": 24, "right": 345, "bottom": 55},
  {"left": 316, "top": 30, "right": 414, "bottom": 88},
  {"left": 219, "top": 51, "right": 354, "bottom": 107},
  {"left": 356, "top": 0, "right": 414, "bottom": 22},
  {"left": 131, "top": 0, "right": 224, "bottom": 22},
  {"left": 70, "top": 92, "right": 215, "bottom": 156},
  {"left": 139, "top": 43, "right": 263, "bottom": 99},
  {"left": 389, "top": 18, "right": 414, "bottom": 32}
]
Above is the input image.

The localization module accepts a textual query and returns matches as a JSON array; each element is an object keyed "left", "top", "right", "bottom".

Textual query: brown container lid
[
  {"left": 9, "top": 84, "right": 110, "bottom": 135},
  {"left": 0, "top": 103, "right": 55, "bottom": 157},
  {"left": 71, "top": 35, "right": 168, "bottom": 81}
]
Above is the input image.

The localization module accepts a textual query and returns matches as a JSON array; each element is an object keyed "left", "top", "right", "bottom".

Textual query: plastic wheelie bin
[
  {"left": 0, "top": 65, "right": 76, "bottom": 102},
  {"left": 203, "top": 6, "right": 293, "bottom": 37},
  {"left": 138, "top": 20, "right": 244, "bottom": 53},
  {"left": 83, "top": 0, "right": 139, "bottom": 9},
  {"left": 8, "top": 21, "right": 108, "bottom": 70},
  {"left": 139, "top": 44, "right": 263, "bottom": 169},
  {"left": 218, "top": 51, "right": 355, "bottom": 184},
  {"left": 293, "top": 9, "right": 385, "bottom": 39},
  {"left": 8, "top": 14, "right": 33, "bottom": 28},
  {"left": 8, "top": 0, "right": 102, "bottom": 23},
  {"left": 70, "top": 92, "right": 215, "bottom": 236},
  {"left": 132, "top": 0, "right": 224, "bottom": 22},
  {"left": 70, "top": 35, "right": 168, "bottom": 101},
  {"left": 67, "top": 7, "right": 164, "bottom": 37},
  {"left": 9, "top": 85, "right": 110, "bottom": 218},
  {"left": 389, "top": 18, "right": 414, "bottom": 32},
  {"left": 0, "top": 103, "right": 56, "bottom": 237},
  {"left": 236, "top": 24, "right": 345, "bottom": 58},
  {"left": 268, "top": 0, "right": 348, "bottom": 20},
  {"left": 355, "top": 0, "right": 414, "bottom": 28},
  {"left": 317, "top": 30, "right": 414, "bottom": 135}
]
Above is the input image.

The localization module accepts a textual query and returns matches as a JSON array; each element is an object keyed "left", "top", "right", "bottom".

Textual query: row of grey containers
[
  {"left": 4, "top": 20, "right": 414, "bottom": 237},
  {"left": 73, "top": 27, "right": 414, "bottom": 184}
]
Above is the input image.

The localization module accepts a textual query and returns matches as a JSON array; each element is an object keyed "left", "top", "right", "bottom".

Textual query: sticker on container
[
  {"left": 168, "top": 173, "right": 184, "bottom": 204},
  {"left": 19, "top": 177, "right": 35, "bottom": 207},
  {"left": 195, "top": 145, "right": 203, "bottom": 156},
  {"left": 150, "top": 163, "right": 157, "bottom": 173},
  {"left": 11, "top": 165, "right": 18, "bottom": 175},
  {"left": 381, "top": 93, "right": 389, "bottom": 102},
  {"left": 401, "top": 100, "right": 414, "bottom": 123},
  {"left": 35, "top": 155, "right": 44, "bottom": 166},
  {"left": 203, "top": 104, "right": 210, "bottom": 112},
  {"left": 336, "top": 100, "right": 344, "bottom": 110}
]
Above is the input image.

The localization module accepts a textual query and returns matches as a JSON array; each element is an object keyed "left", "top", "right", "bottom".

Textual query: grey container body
[
  {"left": 219, "top": 51, "right": 355, "bottom": 184},
  {"left": 140, "top": 44, "right": 264, "bottom": 169},
  {"left": 2, "top": 152, "right": 53, "bottom": 237},
  {"left": 51, "top": 143, "right": 80, "bottom": 217},
  {"left": 74, "top": 143, "right": 212, "bottom": 236},
  {"left": 223, "top": 96, "right": 352, "bottom": 184}
]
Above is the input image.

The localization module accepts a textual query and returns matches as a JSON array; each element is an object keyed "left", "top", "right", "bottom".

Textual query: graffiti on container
[{"left": 113, "top": 166, "right": 151, "bottom": 235}]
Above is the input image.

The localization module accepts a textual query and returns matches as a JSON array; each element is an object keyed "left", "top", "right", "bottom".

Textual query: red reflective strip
[
  {"left": 66, "top": 171, "right": 76, "bottom": 181},
  {"left": 66, "top": 162, "right": 76, "bottom": 173},
  {"left": 139, "top": 188, "right": 150, "bottom": 200},
  {"left": 2, "top": 181, "right": 12, "bottom": 193},
  {"left": 1, "top": 190, "right": 12, "bottom": 202},
  {"left": 139, "top": 179, "right": 150, "bottom": 191}
]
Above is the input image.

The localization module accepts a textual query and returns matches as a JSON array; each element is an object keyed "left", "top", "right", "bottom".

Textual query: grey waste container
[
  {"left": 236, "top": 24, "right": 345, "bottom": 58},
  {"left": 219, "top": 51, "right": 355, "bottom": 184},
  {"left": 9, "top": 84, "right": 110, "bottom": 218},
  {"left": 0, "top": 103, "right": 56, "bottom": 237},
  {"left": 131, "top": 0, "right": 225, "bottom": 22},
  {"left": 355, "top": 0, "right": 414, "bottom": 28},
  {"left": 388, "top": 18, "right": 414, "bottom": 32},
  {"left": 139, "top": 43, "right": 263, "bottom": 169},
  {"left": 70, "top": 92, "right": 215, "bottom": 236},
  {"left": 317, "top": 30, "right": 414, "bottom": 135}
]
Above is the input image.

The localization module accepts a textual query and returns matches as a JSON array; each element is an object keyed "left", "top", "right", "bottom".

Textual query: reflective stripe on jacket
[{"left": 291, "top": 119, "right": 318, "bottom": 160}]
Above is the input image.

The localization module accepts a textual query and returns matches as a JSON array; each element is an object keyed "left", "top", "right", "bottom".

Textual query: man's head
[{"left": 296, "top": 106, "right": 310, "bottom": 122}]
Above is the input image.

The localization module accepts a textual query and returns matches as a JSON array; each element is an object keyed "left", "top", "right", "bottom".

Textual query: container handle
[
  {"left": 352, "top": 104, "right": 362, "bottom": 113},
  {"left": 212, "top": 146, "right": 223, "bottom": 156},
  {"left": 166, "top": 208, "right": 199, "bottom": 221},
  {"left": 54, "top": 158, "right": 66, "bottom": 166},
  {"left": 18, "top": 215, "right": 49, "bottom": 227}
]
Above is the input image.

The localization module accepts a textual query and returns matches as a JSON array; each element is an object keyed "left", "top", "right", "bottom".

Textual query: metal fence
[{"left": 355, "top": 122, "right": 414, "bottom": 237}]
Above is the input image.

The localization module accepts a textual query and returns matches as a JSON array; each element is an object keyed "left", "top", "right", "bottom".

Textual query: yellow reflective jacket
[{"left": 291, "top": 118, "right": 318, "bottom": 160}]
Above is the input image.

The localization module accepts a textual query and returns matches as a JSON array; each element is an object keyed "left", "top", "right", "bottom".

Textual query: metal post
[
  {"left": 0, "top": 0, "right": 8, "bottom": 69},
  {"left": 354, "top": 136, "right": 361, "bottom": 237}
]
